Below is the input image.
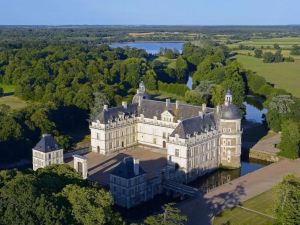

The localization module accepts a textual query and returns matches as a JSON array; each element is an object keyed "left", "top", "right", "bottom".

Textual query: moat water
[{"left": 110, "top": 42, "right": 270, "bottom": 222}]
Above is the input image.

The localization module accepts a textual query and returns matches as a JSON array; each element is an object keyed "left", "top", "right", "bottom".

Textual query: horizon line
[{"left": 0, "top": 24, "right": 300, "bottom": 27}]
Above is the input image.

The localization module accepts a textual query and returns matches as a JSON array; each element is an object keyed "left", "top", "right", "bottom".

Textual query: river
[{"left": 110, "top": 41, "right": 184, "bottom": 54}]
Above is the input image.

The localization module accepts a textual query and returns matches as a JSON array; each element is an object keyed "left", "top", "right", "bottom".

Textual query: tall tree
[
  {"left": 275, "top": 175, "right": 300, "bottom": 225},
  {"left": 144, "top": 203, "right": 187, "bottom": 225}
]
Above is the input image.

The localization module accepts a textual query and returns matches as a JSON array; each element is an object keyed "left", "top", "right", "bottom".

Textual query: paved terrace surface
[
  {"left": 250, "top": 132, "right": 281, "bottom": 155},
  {"left": 66, "top": 146, "right": 167, "bottom": 187},
  {"left": 178, "top": 159, "right": 300, "bottom": 225}
]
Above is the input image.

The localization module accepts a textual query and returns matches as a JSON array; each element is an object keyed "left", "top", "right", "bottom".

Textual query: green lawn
[
  {"left": 213, "top": 188, "right": 276, "bottom": 225},
  {"left": 228, "top": 37, "right": 300, "bottom": 49},
  {"left": 0, "top": 96, "right": 27, "bottom": 109},
  {"left": 237, "top": 55, "right": 300, "bottom": 97},
  {"left": 0, "top": 83, "right": 15, "bottom": 94}
]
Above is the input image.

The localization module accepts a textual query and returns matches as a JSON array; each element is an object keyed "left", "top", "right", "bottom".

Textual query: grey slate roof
[
  {"left": 95, "top": 99, "right": 214, "bottom": 124},
  {"left": 111, "top": 157, "right": 145, "bottom": 179},
  {"left": 139, "top": 99, "right": 209, "bottom": 121},
  {"left": 33, "top": 134, "right": 61, "bottom": 153},
  {"left": 220, "top": 104, "right": 241, "bottom": 120},
  {"left": 96, "top": 103, "right": 138, "bottom": 123},
  {"left": 170, "top": 113, "right": 217, "bottom": 138}
]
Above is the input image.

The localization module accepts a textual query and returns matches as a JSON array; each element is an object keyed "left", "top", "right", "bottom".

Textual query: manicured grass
[
  {"left": 0, "top": 83, "right": 15, "bottom": 94},
  {"left": 0, "top": 96, "right": 27, "bottom": 109},
  {"left": 213, "top": 188, "right": 276, "bottom": 225},
  {"left": 156, "top": 56, "right": 177, "bottom": 69},
  {"left": 237, "top": 55, "right": 300, "bottom": 97}
]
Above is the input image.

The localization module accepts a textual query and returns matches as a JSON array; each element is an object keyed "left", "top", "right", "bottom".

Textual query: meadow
[
  {"left": 0, "top": 83, "right": 27, "bottom": 109},
  {"left": 213, "top": 188, "right": 276, "bottom": 225},
  {"left": 0, "top": 83, "right": 15, "bottom": 94},
  {"left": 227, "top": 37, "right": 300, "bottom": 49},
  {"left": 236, "top": 55, "right": 300, "bottom": 97}
]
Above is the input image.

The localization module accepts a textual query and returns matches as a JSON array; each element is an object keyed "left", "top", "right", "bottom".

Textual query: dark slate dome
[
  {"left": 132, "top": 92, "right": 151, "bottom": 104},
  {"left": 221, "top": 104, "right": 241, "bottom": 120}
]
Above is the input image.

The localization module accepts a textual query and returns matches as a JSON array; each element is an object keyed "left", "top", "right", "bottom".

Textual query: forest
[{"left": 0, "top": 26, "right": 300, "bottom": 163}]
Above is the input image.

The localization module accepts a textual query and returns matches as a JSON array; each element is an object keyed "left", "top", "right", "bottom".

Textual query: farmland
[{"left": 236, "top": 55, "right": 300, "bottom": 97}]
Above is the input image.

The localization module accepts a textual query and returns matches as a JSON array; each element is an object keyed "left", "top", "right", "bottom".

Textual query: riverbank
[
  {"left": 178, "top": 158, "right": 300, "bottom": 225},
  {"left": 249, "top": 132, "right": 281, "bottom": 162}
]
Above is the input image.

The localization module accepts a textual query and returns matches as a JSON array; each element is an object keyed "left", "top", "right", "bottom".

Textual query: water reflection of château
[{"left": 189, "top": 168, "right": 241, "bottom": 193}]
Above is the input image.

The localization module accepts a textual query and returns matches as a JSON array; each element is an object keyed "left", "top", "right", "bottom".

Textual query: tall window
[
  {"left": 187, "top": 149, "right": 191, "bottom": 158},
  {"left": 175, "top": 149, "right": 179, "bottom": 157}
]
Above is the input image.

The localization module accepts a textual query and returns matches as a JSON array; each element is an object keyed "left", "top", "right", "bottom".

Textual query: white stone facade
[
  {"left": 90, "top": 84, "right": 242, "bottom": 183},
  {"left": 32, "top": 134, "right": 64, "bottom": 171}
]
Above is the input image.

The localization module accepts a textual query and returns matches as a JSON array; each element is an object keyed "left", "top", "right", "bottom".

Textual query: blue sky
[{"left": 0, "top": 0, "right": 299, "bottom": 25}]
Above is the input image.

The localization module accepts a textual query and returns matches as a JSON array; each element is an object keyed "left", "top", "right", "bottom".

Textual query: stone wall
[{"left": 249, "top": 150, "right": 279, "bottom": 162}]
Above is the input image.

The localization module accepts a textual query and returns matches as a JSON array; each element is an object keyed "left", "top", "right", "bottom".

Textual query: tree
[
  {"left": 279, "top": 120, "right": 300, "bottom": 159},
  {"left": 263, "top": 52, "right": 275, "bottom": 63},
  {"left": 274, "top": 43, "right": 280, "bottom": 50},
  {"left": 144, "top": 203, "right": 187, "bottom": 225},
  {"left": 89, "top": 92, "right": 109, "bottom": 120},
  {"left": 0, "top": 165, "right": 121, "bottom": 225},
  {"left": 143, "top": 70, "right": 158, "bottom": 90},
  {"left": 290, "top": 44, "right": 300, "bottom": 55},
  {"left": 175, "top": 57, "right": 189, "bottom": 83},
  {"left": 254, "top": 49, "right": 263, "bottom": 58},
  {"left": 62, "top": 184, "right": 123, "bottom": 225},
  {"left": 269, "top": 95, "right": 294, "bottom": 114},
  {"left": 275, "top": 175, "right": 300, "bottom": 225},
  {"left": 0, "top": 87, "right": 3, "bottom": 97}
]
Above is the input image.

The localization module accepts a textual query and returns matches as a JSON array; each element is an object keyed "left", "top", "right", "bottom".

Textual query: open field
[
  {"left": 0, "top": 96, "right": 27, "bottom": 109},
  {"left": 235, "top": 49, "right": 300, "bottom": 60},
  {"left": 0, "top": 83, "right": 15, "bottom": 94},
  {"left": 237, "top": 55, "right": 300, "bottom": 97},
  {"left": 213, "top": 188, "right": 276, "bottom": 225},
  {"left": 228, "top": 37, "right": 300, "bottom": 49}
]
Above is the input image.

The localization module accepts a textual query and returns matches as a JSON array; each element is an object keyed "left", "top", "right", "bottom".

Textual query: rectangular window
[
  {"left": 163, "top": 132, "right": 166, "bottom": 139},
  {"left": 175, "top": 149, "right": 179, "bottom": 157},
  {"left": 153, "top": 138, "right": 156, "bottom": 144}
]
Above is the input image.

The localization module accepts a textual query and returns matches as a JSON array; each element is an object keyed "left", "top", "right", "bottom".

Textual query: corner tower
[
  {"left": 219, "top": 90, "right": 242, "bottom": 168},
  {"left": 132, "top": 81, "right": 151, "bottom": 104}
]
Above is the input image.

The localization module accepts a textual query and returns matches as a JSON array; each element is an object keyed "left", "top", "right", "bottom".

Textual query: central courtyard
[{"left": 66, "top": 146, "right": 167, "bottom": 187}]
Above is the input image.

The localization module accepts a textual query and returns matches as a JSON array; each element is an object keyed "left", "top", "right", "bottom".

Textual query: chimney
[
  {"left": 133, "top": 158, "right": 139, "bottom": 176},
  {"left": 199, "top": 111, "right": 204, "bottom": 118},
  {"left": 122, "top": 101, "right": 127, "bottom": 109},
  {"left": 103, "top": 105, "right": 108, "bottom": 111},
  {"left": 176, "top": 100, "right": 179, "bottom": 109},
  {"left": 166, "top": 99, "right": 170, "bottom": 108},
  {"left": 216, "top": 105, "right": 220, "bottom": 114},
  {"left": 202, "top": 103, "right": 206, "bottom": 113}
]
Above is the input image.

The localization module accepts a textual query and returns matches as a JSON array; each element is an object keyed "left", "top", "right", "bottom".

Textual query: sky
[{"left": 0, "top": 0, "right": 299, "bottom": 26}]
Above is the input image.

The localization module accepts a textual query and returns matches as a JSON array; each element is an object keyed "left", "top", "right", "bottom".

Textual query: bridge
[{"left": 163, "top": 180, "right": 199, "bottom": 197}]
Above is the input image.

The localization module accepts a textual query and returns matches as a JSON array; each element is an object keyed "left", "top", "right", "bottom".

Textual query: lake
[{"left": 110, "top": 42, "right": 184, "bottom": 54}]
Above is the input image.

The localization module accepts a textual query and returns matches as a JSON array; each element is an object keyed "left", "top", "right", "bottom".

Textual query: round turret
[
  {"left": 132, "top": 81, "right": 151, "bottom": 104},
  {"left": 220, "top": 89, "right": 241, "bottom": 119},
  {"left": 220, "top": 104, "right": 241, "bottom": 119}
]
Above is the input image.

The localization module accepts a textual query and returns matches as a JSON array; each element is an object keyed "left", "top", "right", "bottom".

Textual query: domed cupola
[
  {"left": 132, "top": 81, "right": 151, "bottom": 104},
  {"left": 220, "top": 89, "right": 241, "bottom": 120}
]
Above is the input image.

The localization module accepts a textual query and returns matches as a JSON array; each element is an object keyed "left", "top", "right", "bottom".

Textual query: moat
[{"left": 110, "top": 41, "right": 270, "bottom": 222}]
